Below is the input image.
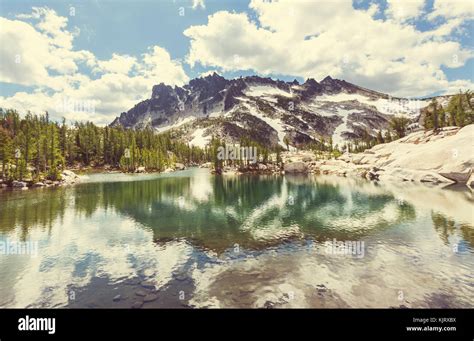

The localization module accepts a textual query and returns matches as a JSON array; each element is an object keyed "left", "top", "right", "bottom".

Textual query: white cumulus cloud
[
  {"left": 184, "top": 0, "right": 474, "bottom": 97},
  {"left": 385, "top": 0, "right": 426, "bottom": 22},
  {"left": 0, "top": 7, "right": 189, "bottom": 125}
]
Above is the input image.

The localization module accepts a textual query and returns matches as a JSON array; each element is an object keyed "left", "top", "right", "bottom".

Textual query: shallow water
[{"left": 0, "top": 168, "right": 473, "bottom": 308}]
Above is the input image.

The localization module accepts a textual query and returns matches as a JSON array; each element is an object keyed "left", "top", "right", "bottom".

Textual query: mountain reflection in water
[{"left": 0, "top": 168, "right": 472, "bottom": 308}]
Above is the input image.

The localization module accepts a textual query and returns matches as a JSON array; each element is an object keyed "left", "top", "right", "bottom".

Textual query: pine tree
[
  {"left": 60, "top": 117, "right": 67, "bottom": 159},
  {"left": 47, "top": 123, "right": 63, "bottom": 180},
  {"left": 390, "top": 116, "right": 410, "bottom": 138},
  {"left": 276, "top": 147, "right": 282, "bottom": 167},
  {"left": 376, "top": 130, "right": 384, "bottom": 144},
  {"left": 283, "top": 136, "right": 290, "bottom": 151},
  {"left": 0, "top": 126, "right": 12, "bottom": 179},
  {"left": 425, "top": 99, "right": 439, "bottom": 132},
  {"left": 32, "top": 114, "right": 43, "bottom": 179},
  {"left": 0, "top": 108, "right": 212, "bottom": 177}
]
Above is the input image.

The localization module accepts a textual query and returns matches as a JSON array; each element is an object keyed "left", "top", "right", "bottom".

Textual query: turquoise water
[{"left": 0, "top": 168, "right": 473, "bottom": 308}]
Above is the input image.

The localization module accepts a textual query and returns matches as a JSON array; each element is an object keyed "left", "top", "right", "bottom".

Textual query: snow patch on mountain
[
  {"left": 244, "top": 85, "right": 293, "bottom": 98},
  {"left": 373, "top": 98, "right": 428, "bottom": 117},
  {"left": 155, "top": 116, "right": 195, "bottom": 133},
  {"left": 190, "top": 128, "right": 211, "bottom": 148},
  {"left": 243, "top": 102, "right": 287, "bottom": 148},
  {"left": 332, "top": 108, "right": 364, "bottom": 146},
  {"left": 315, "top": 93, "right": 428, "bottom": 117}
]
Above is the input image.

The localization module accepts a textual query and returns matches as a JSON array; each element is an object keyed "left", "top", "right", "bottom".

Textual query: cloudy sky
[{"left": 0, "top": 0, "right": 473, "bottom": 125}]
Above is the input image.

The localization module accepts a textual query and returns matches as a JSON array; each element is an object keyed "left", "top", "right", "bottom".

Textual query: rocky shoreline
[
  {"left": 0, "top": 162, "right": 190, "bottom": 190},
  {"left": 280, "top": 125, "right": 474, "bottom": 189},
  {"left": 0, "top": 170, "right": 81, "bottom": 190},
  {"left": 208, "top": 125, "right": 474, "bottom": 190},
  {"left": 2, "top": 125, "right": 472, "bottom": 191}
]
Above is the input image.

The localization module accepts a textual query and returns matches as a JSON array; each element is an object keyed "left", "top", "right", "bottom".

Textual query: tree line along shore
[{"left": 0, "top": 91, "right": 472, "bottom": 189}]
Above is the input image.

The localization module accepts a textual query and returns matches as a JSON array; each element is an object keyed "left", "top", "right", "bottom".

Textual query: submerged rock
[
  {"left": 172, "top": 272, "right": 189, "bottom": 282},
  {"left": 140, "top": 281, "right": 156, "bottom": 289},
  {"left": 135, "top": 290, "right": 147, "bottom": 297},
  {"left": 143, "top": 294, "right": 158, "bottom": 303},
  {"left": 131, "top": 301, "right": 143, "bottom": 309}
]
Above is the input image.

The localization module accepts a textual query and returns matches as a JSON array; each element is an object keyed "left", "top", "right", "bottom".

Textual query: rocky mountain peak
[
  {"left": 299, "top": 78, "right": 323, "bottom": 100},
  {"left": 304, "top": 78, "right": 320, "bottom": 87},
  {"left": 151, "top": 83, "right": 174, "bottom": 99},
  {"left": 204, "top": 71, "right": 222, "bottom": 80},
  {"left": 188, "top": 72, "right": 228, "bottom": 91},
  {"left": 321, "top": 75, "right": 334, "bottom": 84},
  {"left": 320, "top": 75, "right": 348, "bottom": 93},
  {"left": 111, "top": 73, "right": 432, "bottom": 149}
]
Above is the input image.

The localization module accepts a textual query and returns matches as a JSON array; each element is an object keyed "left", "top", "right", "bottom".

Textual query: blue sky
[{"left": 0, "top": 0, "right": 473, "bottom": 124}]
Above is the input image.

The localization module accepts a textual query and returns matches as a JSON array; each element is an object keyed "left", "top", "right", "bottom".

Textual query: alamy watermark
[
  {"left": 18, "top": 315, "right": 55, "bottom": 335},
  {"left": 324, "top": 238, "right": 365, "bottom": 258},
  {"left": 55, "top": 96, "right": 95, "bottom": 114},
  {"left": 380, "top": 96, "right": 423, "bottom": 115},
  {"left": 0, "top": 239, "right": 38, "bottom": 257},
  {"left": 217, "top": 144, "right": 258, "bottom": 164}
]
